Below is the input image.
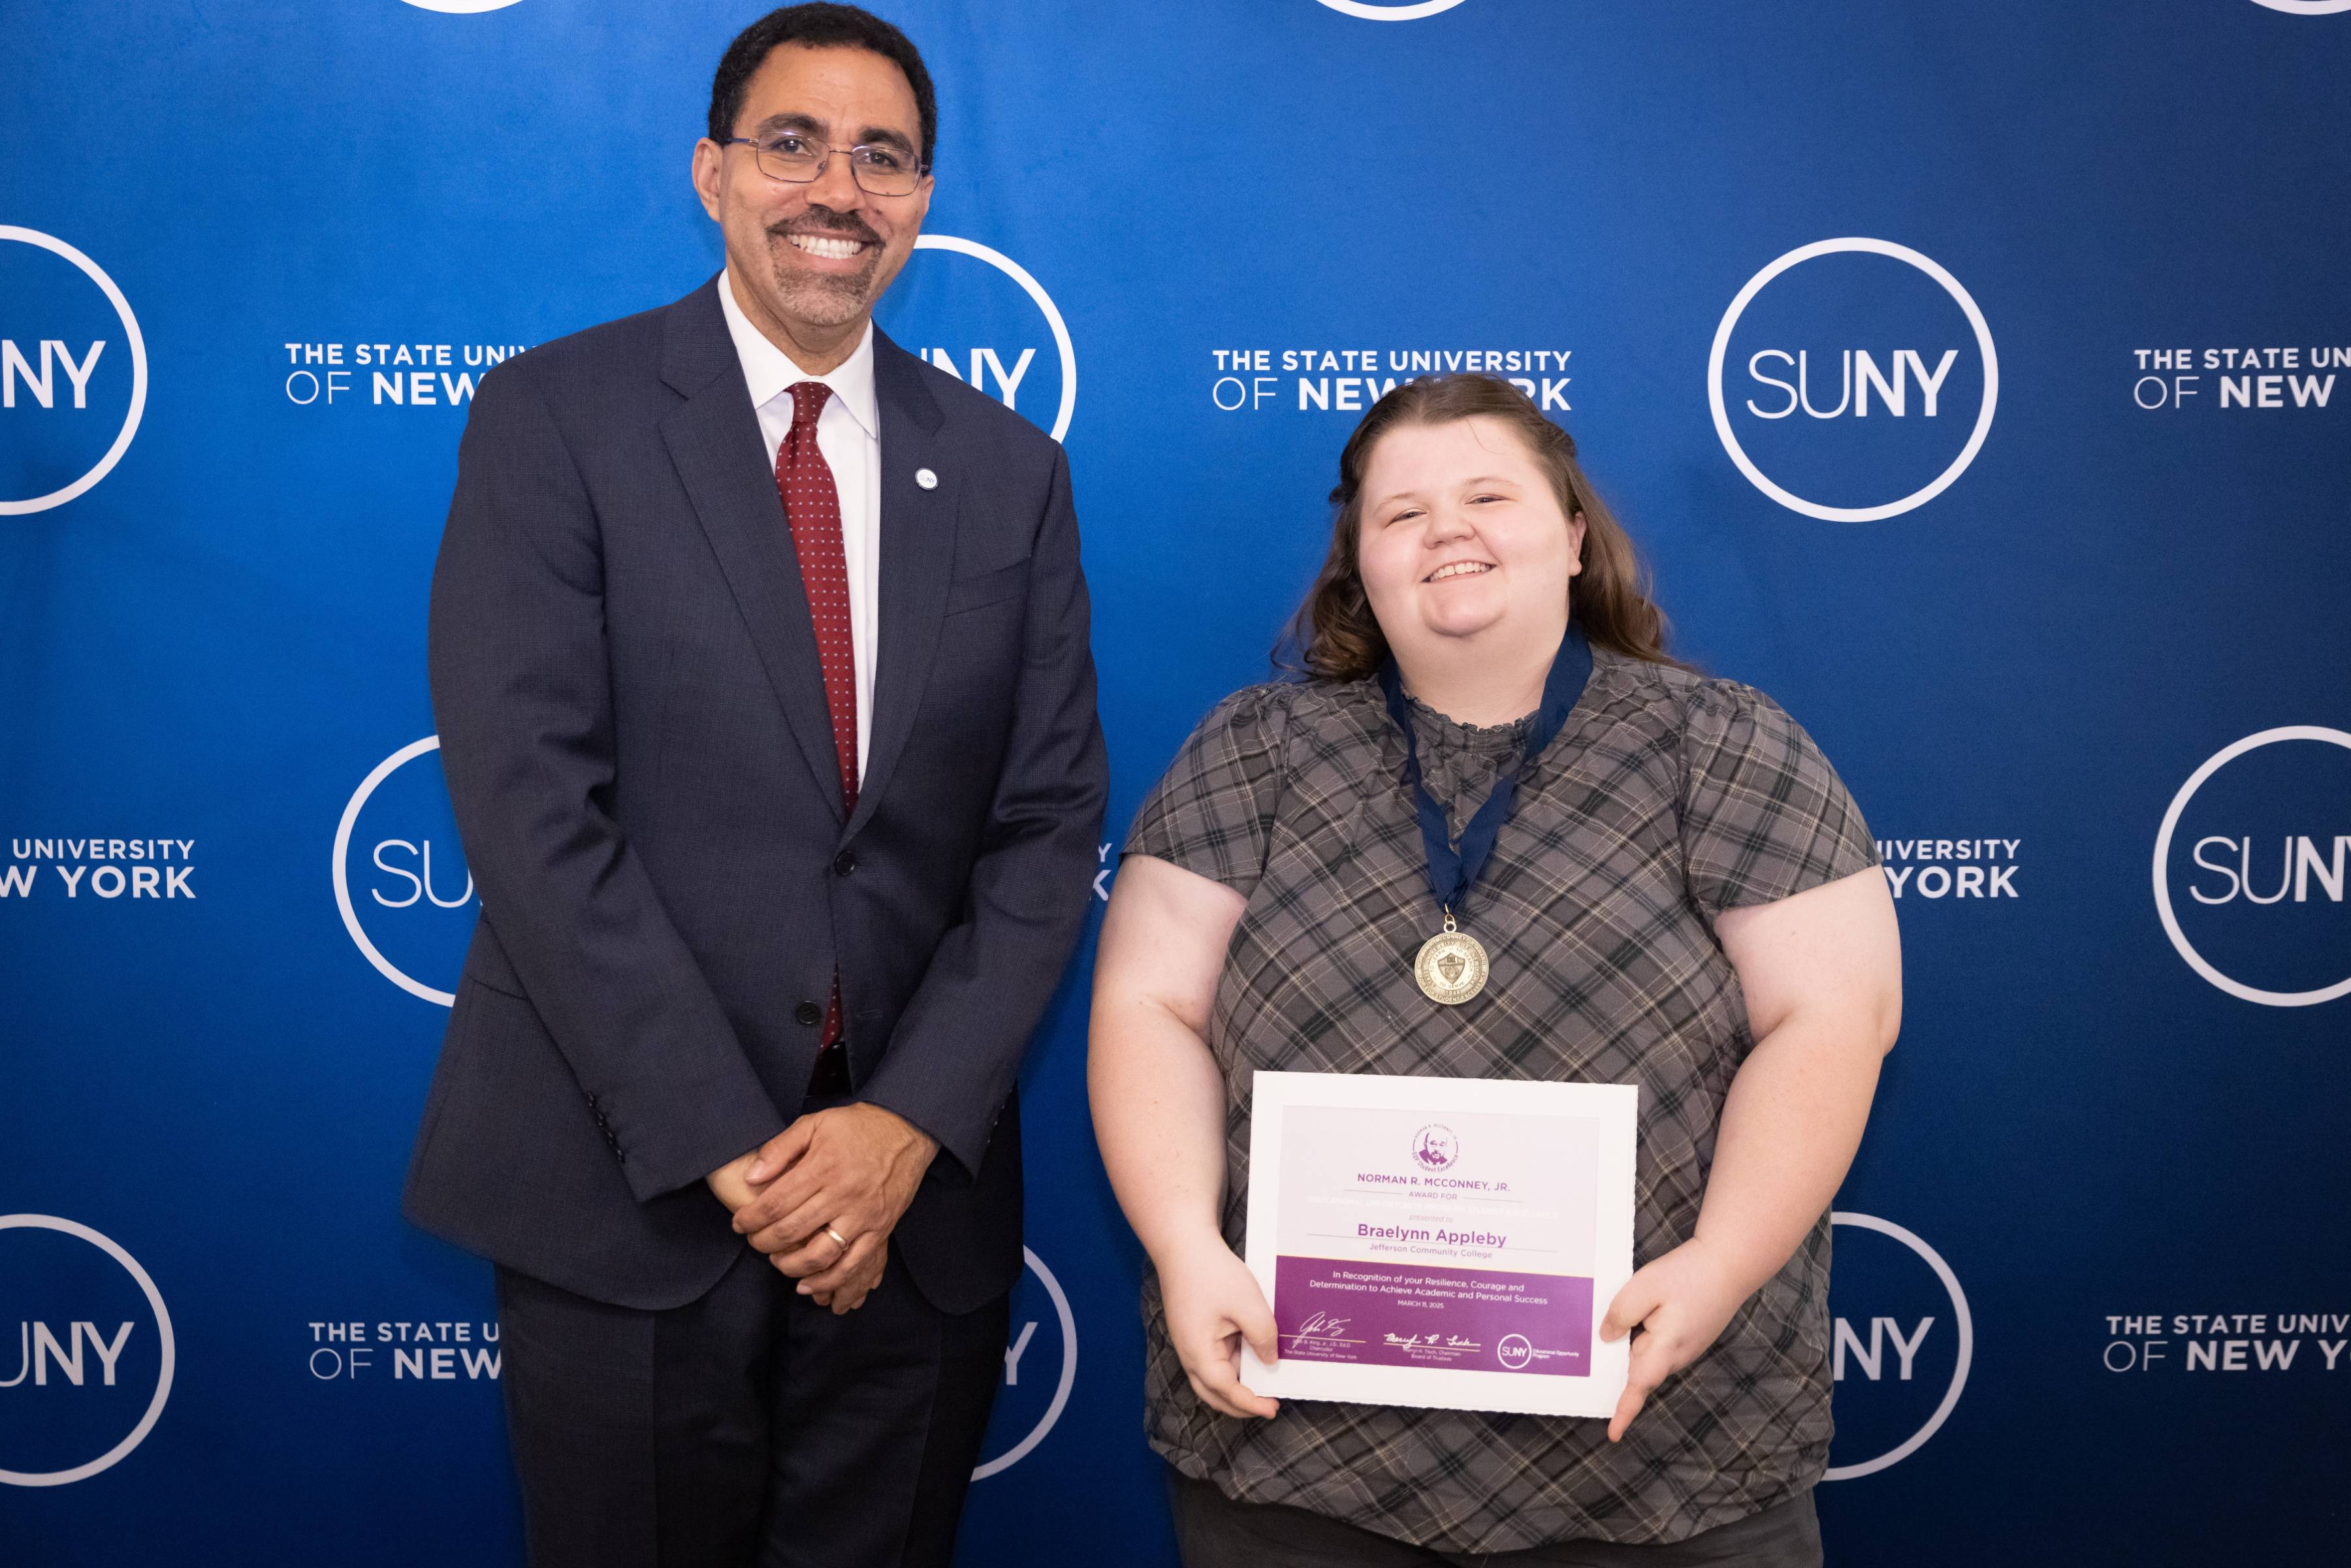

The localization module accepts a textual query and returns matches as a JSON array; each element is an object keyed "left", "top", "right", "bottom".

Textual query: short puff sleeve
[
  {"left": 1678, "top": 680, "right": 1878, "bottom": 919},
  {"left": 1123, "top": 684, "right": 1294, "bottom": 897}
]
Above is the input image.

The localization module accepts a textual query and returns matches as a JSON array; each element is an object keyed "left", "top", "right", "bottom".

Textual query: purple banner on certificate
[{"left": 1274, "top": 1255, "right": 1594, "bottom": 1377}]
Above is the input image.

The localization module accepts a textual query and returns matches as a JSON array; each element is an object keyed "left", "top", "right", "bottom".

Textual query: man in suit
[{"left": 402, "top": 7, "right": 1107, "bottom": 1565}]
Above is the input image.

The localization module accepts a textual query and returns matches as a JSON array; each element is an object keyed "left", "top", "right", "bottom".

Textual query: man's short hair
[{"left": 709, "top": 5, "right": 938, "bottom": 172}]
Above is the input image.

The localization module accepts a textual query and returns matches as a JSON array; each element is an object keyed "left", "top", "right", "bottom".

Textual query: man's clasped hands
[{"left": 707, "top": 1103, "right": 939, "bottom": 1313}]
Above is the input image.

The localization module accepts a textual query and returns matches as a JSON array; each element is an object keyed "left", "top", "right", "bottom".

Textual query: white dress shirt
[{"left": 718, "top": 268, "right": 881, "bottom": 785}]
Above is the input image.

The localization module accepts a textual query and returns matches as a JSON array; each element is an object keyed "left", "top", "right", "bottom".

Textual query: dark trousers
[
  {"left": 494, "top": 1241, "right": 1009, "bottom": 1568},
  {"left": 1166, "top": 1468, "right": 1822, "bottom": 1568}
]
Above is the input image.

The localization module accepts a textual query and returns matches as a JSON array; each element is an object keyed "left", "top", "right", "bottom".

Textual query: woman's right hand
[
  {"left": 1158, "top": 1234, "right": 1282, "bottom": 1420},
  {"left": 1091, "top": 856, "right": 1271, "bottom": 1418}
]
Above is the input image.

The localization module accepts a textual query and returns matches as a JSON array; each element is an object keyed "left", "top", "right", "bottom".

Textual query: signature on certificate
[
  {"left": 1382, "top": 1332, "right": 1485, "bottom": 1351},
  {"left": 1288, "top": 1311, "right": 1356, "bottom": 1345}
]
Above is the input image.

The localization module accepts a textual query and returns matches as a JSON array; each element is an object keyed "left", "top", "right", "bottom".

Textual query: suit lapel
[
  {"left": 849, "top": 330, "right": 956, "bottom": 839},
  {"left": 658, "top": 280, "right": 846, "bottom": 819}
]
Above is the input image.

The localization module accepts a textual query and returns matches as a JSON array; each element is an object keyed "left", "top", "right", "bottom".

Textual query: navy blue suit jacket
[{"left": 403, "top": 278, "right": 1107, "bottom": 1315}]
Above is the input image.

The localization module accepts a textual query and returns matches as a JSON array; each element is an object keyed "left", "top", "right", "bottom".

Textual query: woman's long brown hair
[{"left": 1280, "top": 374, "right": 1681, "bottom": 679}]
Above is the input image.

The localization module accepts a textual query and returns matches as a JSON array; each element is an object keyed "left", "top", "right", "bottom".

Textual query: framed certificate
[{"left": 1240, "top": 1070, "right": 1637, "bottom": 1418}]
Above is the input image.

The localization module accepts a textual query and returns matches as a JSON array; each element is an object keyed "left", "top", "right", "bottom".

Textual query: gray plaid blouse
[{"left": 1123, "top": 648, "right": 1879, "bottom": 1552}]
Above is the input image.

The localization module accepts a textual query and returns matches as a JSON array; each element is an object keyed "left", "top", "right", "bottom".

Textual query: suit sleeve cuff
[
  {"left": 617, "top": 1099, "right": 790, "bottom": 1204},
  {"left": 856, "top": 1081, "right": 993, "bottom": 1185}
]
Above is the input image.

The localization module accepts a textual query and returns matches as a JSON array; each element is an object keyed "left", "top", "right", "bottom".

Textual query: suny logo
[
  {"left": 970, "top": 1247, "right": 1077, "bottom": 1481},
  {"left": 0, "top": 228, "right": 148, "bottom": 517},
  {"left": 1314, "top": 0, "right": 1471, "bottom": 16},
  {"left": 334, "top": 737, "right": 477, "bottom": 1006},
  {"left": 2153, "top": 726, "right": 2351, "bottom": 1007},
  {"left": 1709, "top": 238, "right": 1997, "bottom": 522},
  {"left": 1823, "top": 1212, "right": 1972, "bottom": 1481},
  {"left": 0, "top": 1216, "right": 175, "bottom": 1487},
  {"left": 878, "top": 235, "right": 1076, "bottom": 442}
]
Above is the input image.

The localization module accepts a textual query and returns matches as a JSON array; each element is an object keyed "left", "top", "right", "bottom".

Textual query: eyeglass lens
[{"left": 750, "top": 136, "right": 921, "bottom": 196}]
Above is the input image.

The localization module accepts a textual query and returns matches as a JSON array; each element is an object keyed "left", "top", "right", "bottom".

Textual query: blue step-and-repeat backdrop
[{"left": 5, "top": 1, "right": 2348, "bottom": 1562}]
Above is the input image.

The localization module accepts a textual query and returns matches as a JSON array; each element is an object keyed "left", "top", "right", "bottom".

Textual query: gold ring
[{"left": 823, "top": 1224, "right": 850, "bottom": 1252}]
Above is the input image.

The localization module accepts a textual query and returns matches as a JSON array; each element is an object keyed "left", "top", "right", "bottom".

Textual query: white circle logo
[
  {"left": 334, "top": 736, "right": 477, "bottom": 1007},
  {"left": 0, "top": 227, "right": 148, "bottom": 517},
  {"left": 1495, "top": 1333, "right": 1533, "bottom": 1370},
  {"left": 2152, "top": 726, "right": 2351, "bottom": 1008},
  {"left": 2248, "top": 1, "right": 2351, "bottom": 13},
  {"left": 1708, "top": 238, "right": 1998, "bottom": 523},
  {"left": 1822, "top": 1212, "right": 1972, "bottom": 1482},
  {"left": 888, "top": 234, "right": 1078, "bottom": 443},
  {"left": 1316, "top": 0, "right": 1471, "bottom": 17},
  {"left": 400, "top": 1, "right": 527, "bottom": 12},
  {"left": 971, "top": 1247, "right": 1078, "bottom": 1480},
  {"left": 0, "top": 1215, "right": 175, "bottom": 1487}
]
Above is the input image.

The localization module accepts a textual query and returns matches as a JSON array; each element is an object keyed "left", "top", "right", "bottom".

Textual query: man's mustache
[{"left": 771, "top": 207, "right": 883, "bottom": 247}]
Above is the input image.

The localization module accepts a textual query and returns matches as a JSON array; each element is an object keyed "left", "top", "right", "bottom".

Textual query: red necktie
[{"left": 776, "top": 381, "right": 857, "bottom": 1082}]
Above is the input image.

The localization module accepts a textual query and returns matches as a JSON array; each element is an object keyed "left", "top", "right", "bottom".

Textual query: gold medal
[{"left": 1413, "top": 910, "right": 1489, "bottom": 1005}]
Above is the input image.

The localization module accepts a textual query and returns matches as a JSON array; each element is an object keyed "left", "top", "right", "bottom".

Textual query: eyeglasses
[{"left": 722, "top": 133, "right": 925, "bottom": 197}]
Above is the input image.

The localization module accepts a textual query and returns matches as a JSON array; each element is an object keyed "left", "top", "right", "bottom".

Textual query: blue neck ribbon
[{"left": 1377, "top": 624, "right": 1593, "bottom": 923}]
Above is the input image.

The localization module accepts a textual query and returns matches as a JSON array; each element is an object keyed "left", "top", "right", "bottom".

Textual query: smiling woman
[
  {"left": 1288, "top": 374, "right": 1679, "bottom": 708},
  {"left": 1089, "top": 374, "right": 1903, "bottom": 1566}
]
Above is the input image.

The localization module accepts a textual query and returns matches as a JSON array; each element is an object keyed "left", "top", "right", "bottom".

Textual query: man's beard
[{"left": 765, "top": 211, "right": 886, "bottom": 327}]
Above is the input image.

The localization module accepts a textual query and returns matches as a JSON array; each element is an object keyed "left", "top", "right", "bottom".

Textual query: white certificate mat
[{"left": 1241, "top": 1070, "right": 1637, "bottom": 1419}]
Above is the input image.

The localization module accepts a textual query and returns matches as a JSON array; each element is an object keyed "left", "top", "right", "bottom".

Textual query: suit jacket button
[
  {"left": 833, "top": 848, "right": 857, "bottom": 877},
  {"left": 795, "top": 1000, "right": 824, "bottom": 1027}
]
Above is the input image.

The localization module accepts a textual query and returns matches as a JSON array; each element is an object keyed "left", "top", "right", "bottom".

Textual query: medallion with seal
[
  {"left": 1414, "top": 923, "right": 1490, "bottom": 1004},
  {"left": 1379, "top": 629, "right": 1592, "bottom": 1011}
]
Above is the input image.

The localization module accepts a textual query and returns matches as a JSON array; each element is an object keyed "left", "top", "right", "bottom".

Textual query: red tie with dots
[{"left": 777, "top": 381, "right": 856, "bottom": 1091}]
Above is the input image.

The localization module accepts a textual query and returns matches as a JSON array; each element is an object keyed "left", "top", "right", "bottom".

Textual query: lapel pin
[{"left": 914, "top": 468, "right": 938, "bottom": 490}]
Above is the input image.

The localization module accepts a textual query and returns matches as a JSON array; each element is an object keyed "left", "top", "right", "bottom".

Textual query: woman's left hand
[{"left": 1597, "top": 1237, "right": 1751, "bottom": 1443}]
